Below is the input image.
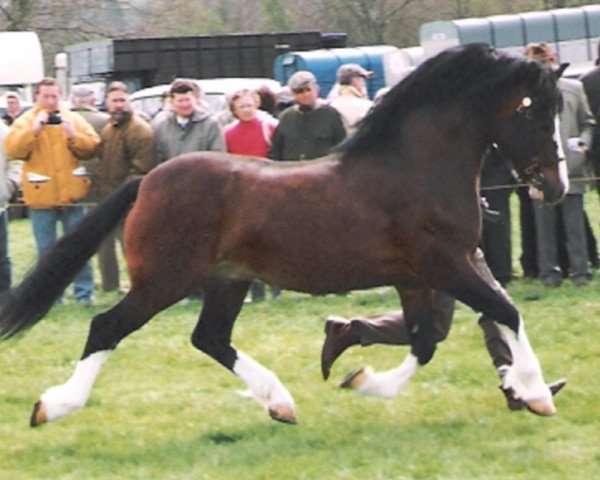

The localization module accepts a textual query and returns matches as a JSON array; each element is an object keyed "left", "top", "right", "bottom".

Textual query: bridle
[
  {"left": 512, "top": 95, "right": 559, "bottom": 182},
  {"left": 510, "top": 94, "right": 567, "bottom": 203}
]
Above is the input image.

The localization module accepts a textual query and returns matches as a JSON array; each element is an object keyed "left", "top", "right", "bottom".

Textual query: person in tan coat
[
  {"left": 4, "top": 77, "right": 99, "bottom": 304},
  {"left": 329, "top": 63, "right": 374, "bottom": 134}
]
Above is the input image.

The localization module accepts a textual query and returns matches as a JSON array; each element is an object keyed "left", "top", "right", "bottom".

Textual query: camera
[{"left": 46, "top": 112, "right": 62, "bottom": 125}]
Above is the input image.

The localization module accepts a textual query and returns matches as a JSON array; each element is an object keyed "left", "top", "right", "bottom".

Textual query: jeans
[
  {"left": 29, "top": 206, "right": 94, "bottom": 300},
  {"left": 0, "top": 210, "right": 11, "bottom": 293}
]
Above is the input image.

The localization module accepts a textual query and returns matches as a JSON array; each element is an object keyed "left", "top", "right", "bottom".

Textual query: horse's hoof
[
  {"left": 339, "top": 367, "right": 366, "bottom": 390},
  {"left": 526, "top": 399, "right": 556, "bottom": 417},
  {"left": 30, "top": 400, "right": 48, "bottom": 427},
  {"left": 500, "top": 378, "right": 566, "bottom": 413},
  {"left": 268, "top": 405, "right": 297, "bottom": 424}
]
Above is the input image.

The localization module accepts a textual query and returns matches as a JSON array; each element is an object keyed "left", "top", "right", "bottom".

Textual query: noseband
[{"left": 513, "top": 96, "right": 558, "bottom": 180}]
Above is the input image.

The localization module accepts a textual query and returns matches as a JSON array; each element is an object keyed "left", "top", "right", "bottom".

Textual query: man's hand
[
  {"left": 61, "top": 116, "right": 75, "bottom": 140},
  {"left": 33, "top": 111, "right": 49, "bottom": 134}
]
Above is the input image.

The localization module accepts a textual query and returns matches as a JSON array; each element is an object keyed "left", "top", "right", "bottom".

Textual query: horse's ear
[{"left": 554, "top": 63, "right": 569, "bottom": 79}]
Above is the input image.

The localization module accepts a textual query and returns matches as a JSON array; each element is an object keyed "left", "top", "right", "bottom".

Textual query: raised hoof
[
  {"left": 526, "top": 399, "right": 556, "bottom": 416},
  {"left": 339, "top": 367, "right": 366, "bottom": 390},
  {"left": 30, "top": 400, "right": 48, "bottom": 427},
  {"left": 268, "top": 405, "right": 297, "bottom": 424},
  {"left": 501, "top": 378, "right": 566, "bottom": 413}
]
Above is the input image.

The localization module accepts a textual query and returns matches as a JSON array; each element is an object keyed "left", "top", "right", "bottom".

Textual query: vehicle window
[
  {"left": 131, "top": 96, "right": 163, "bottom": 118},
  {"left": 203, "top": 93, "right": 226, "bottom": 113}
]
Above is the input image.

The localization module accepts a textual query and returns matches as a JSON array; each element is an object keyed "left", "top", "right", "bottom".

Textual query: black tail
[{"left": 0, "top": 178, "right": 142, "bottom": 339}]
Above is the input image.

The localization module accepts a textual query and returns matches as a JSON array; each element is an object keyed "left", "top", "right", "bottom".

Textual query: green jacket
[{"left": 269, "top": 104, "right": 346, "bottom": 161}]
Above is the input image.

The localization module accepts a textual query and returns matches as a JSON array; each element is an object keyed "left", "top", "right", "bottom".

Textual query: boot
[{"left": 321, "top": 316, "right": 361, "bottom": 380}]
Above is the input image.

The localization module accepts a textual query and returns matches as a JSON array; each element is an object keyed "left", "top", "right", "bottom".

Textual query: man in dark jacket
[{"left": 269, "top": 71, "right": 346, "bottom": 161}]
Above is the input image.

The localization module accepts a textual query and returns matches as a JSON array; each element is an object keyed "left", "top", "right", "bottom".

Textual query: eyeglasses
[{"left": 292, "top": 86, "right": 312, "bottom": 94}]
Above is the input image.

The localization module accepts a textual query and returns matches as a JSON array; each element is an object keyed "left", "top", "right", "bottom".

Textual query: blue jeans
[
  {"left": 29, "top": 206, "right": 94, "bottom": 300},
  {"left": 0, "top": 210, "right": 11, "bottom": 293}
]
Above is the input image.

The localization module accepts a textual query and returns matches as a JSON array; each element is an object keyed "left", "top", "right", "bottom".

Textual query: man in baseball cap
[
  {"left": 330, "top": 63, "right": 374, "bottom": 133},
  {"left": 337, "top": 63, "right": 374, "bottom": 84},
  {"left": 269, "top": 70, "right": 346, "bottom": 161},
  {"left": 287, "top": 70, "right": 318, "bottom": 93}
]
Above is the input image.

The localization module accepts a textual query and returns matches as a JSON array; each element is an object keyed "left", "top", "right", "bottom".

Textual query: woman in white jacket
[{"left": 0, "top": 121, "right": 22, "bottom": 292}]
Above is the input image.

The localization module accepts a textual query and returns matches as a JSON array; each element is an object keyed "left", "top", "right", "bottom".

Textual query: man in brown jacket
[{"left": 97, "top": 81, "right": 155, "bottom": 292}]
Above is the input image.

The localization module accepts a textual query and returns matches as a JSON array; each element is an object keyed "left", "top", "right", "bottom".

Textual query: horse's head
[{"left": 494, "top": 65, "right": 567, "bottom": 205}]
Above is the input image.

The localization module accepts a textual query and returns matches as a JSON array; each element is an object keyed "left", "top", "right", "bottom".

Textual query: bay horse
[{"left": 0, "top": 44, "right": 566, "bottom": 427}]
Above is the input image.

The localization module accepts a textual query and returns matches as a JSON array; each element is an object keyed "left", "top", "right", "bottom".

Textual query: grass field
[{"left": 1, "top": 208, "right": 599, "bottom": 480}]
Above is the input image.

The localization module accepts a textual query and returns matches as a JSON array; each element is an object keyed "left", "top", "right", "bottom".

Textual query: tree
[
  {"left": 1, "top": 0, "right": 146, "bottom": 74},
  {"left": 1, "top": 0, "right": 595, "bottom": 78}
]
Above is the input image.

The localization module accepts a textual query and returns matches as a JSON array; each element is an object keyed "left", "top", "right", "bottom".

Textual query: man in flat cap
[
  {"left": 330, "top": 63, "right": 374, "bottom": 134},
  {"left": 269, "top": 70, "right": 346, "bottom": 161}
]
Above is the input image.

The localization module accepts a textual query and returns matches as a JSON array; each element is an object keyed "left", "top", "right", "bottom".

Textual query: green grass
[{"left": 1, "top": 212, "right": 600, "bottom": 480}]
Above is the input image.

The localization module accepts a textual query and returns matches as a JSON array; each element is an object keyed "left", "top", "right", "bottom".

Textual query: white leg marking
[
  {"left": 40, "top": 351, "right": 110, "bottom": 422},
  {"left": 354, "top": 354, "right": 419, "bottom": 398},
  {"left": 233, "top": 351, "right": 295, "bottom": 413},
  {"left": 497, "top": 319, "right": 551, "bottom": 403}
]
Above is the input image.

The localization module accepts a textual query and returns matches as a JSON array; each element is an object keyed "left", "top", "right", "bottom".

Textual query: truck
[
  {"left": 59, "top": 31, "right": 346, "bottom": 98},
  {"left": 0, "top": 31, "right": 44, "bottom": 110},
  {"left": 276, "top": 4, "right": 600, "bottom": 99}
]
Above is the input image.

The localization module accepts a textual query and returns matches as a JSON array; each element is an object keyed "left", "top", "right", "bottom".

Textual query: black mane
[{"left": 339, "top": 43, "right": 559, "bottom": 159}]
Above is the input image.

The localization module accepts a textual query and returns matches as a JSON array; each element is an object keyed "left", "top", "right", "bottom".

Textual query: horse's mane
[{"left": 339, "top": 43, "right": 559, "bottom": 159}]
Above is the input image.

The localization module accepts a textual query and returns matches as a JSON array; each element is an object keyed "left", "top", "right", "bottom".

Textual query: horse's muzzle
[{"left": 532, "top": 171, "right": 566, "bottom": 205}]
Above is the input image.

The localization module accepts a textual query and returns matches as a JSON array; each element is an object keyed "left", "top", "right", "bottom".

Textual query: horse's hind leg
[
  {"left": 30, "top": 291, "right": 168, "bottom": 426},
  {"left": 191, "top": 278, "right": 296, "bottom": 424},
  {"left": 343, "top": 289, "right": 455, "bottom": 398}
]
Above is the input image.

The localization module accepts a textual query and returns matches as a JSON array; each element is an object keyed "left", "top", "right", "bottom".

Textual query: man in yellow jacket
[{"left": 4, "top": 77, "right": 100, "bottom": 304}]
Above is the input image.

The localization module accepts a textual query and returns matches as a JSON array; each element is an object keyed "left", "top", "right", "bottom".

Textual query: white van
[
  {"left": 0, "top": 31, "right": 44, "bottom": 115},
  {"left": 130, "top": 78, "right": 281, "bottom": 119}
]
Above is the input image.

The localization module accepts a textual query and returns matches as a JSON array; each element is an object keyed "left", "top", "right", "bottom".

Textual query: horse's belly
[{"left": 243, "top": 247, "right": 419, "bottom": 295}]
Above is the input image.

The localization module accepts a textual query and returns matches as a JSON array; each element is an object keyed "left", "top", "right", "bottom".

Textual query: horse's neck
[{"left": 406, "top": 106, "right": 489, "bottom": 169}]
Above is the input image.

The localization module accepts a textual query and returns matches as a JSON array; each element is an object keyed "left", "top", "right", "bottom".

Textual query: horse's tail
[{"left": 0, "top": 178, "right": 143, "bottom": 339}]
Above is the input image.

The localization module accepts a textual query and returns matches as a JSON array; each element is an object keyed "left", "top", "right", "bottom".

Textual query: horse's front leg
[
  {"left": 191, "top": 278, "right": 296, "bottom": 424},
  {"left": 446, "top": 249, "right": 555, "bottom": 415},
  {"left": 341, "top": 289, "right": 454, "bottom": 398}
]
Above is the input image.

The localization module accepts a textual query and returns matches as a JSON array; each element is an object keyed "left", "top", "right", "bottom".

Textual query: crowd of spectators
[{"left": 2, "top": 45, "right": 600, "bottom": 304}]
